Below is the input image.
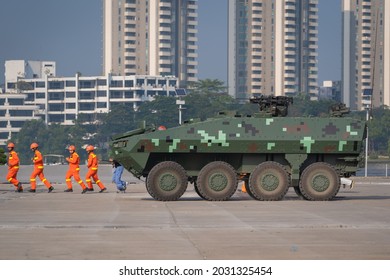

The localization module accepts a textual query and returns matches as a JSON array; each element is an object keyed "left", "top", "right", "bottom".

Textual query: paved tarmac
[{"left": 0, "top": 165, "right": 390, "bottom": 260}]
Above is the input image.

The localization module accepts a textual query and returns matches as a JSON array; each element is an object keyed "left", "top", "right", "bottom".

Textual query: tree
[
  {"left": 14, "top": 120, "right": 49, "bottom": 164},
  {"left": 0, "top": 148, "right": 6, "bottom": 165},
  {"left": 188, "top": 79, "right": 227, "bottom": 95},
  {"left": 137, "top": 96, "right": 179, "bottom": 128},
  {"left": 184, "top": 92, "right": 236, "bottom": 121}
]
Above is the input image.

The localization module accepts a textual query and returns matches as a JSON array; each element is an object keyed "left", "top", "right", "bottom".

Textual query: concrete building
[
  {"left": 228, "top": 0, "right": 318, "bottom": 100},
  {"left": 103, "top": 0, "right": 198, "bottom": 88},
  {"left": 342, "top": 0, "right": 390, "bottom": 110},
  {"left": 318, "top": 80, "right": 342, "bottom": 101},
  {"left": 5, "top": 73, "right": 181, "bottom": 126},
  {"left": 0, "top": 93, "right": 40, "bottom": 145},
  {"left": 4, "top": 60, "right": 56, "bottom": 87}
]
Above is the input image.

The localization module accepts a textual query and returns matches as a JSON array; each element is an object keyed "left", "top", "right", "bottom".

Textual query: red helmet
[
  {"left": 86, "top": 145, "right": 94, "bottom": 152},
  {"left": 158, "top": 125, "right": 167, "bottom": 131},
  {"left": 68, "top": 145, "right": 76, "bottom": 151},
  {"left": 30, "top": 143, "right": 39, "bottom": 149},
  {"left": 7, "top": 142, "right": 15, "bottom": 148}
]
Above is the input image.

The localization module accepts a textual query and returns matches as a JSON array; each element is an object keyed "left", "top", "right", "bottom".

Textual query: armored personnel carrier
[{"left": 110, "top": 96, "right": 366, "bottom": 201}]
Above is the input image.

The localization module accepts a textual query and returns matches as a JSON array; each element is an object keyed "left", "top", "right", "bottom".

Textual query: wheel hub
[
  {"left": 159, "top": 173, "right": 177, "bottom": 191},
  {"left": 208, "top": 173, "right": 228, "bottom": 191},
  {"left": 311, "top": 174, "right": 329, "bottom": 192},
  {"left": 261, "top": 174, "right": 279, "bottom": 191}
]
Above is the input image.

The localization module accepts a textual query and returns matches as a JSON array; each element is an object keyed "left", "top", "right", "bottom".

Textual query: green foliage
[
  {"left": 288, "top": 95, "right": 338, "bottom": 117},
  {"left": 188, "top": 79, "right": 227, "bottom": 95},
  {"left": 13, "top": 120, "right": 49, "bottom": 164},
  {"left": 184, "top": 92, "right": 237, "bottom": 121},
  {"left": 0, "top": 148, "right": 7, "bottom": 165},
  {"left": 136, "top": 96, "right": 179, "bottom": 128}
]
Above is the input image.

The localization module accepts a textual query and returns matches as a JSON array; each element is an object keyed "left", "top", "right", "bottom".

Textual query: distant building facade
[
  {"left": 0, "top": 93, "right": 40, "bottom": 145},
  {"left": 318, "top": 80, "right": 342, "bottom": 101},
  {"left": 103, "top": 0, "right": 198, "bottom": 88},
  {"left": 342, "top": 0, "right": 390, "bottom": 110},
  {"left": 4, "top": 60, "right": 56, "bottom": 87},
  {"left": 228, "top": 0, "right": 319, "bottom": 100},
  {"left": 5, "top": 73, "right": 181, "bottom": 126}
]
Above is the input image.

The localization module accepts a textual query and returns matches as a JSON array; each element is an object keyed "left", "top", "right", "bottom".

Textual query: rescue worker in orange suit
[
  {"left": 85, "top": 145, "right": 106, "bottom": 193},
  {"left": 64, "top": 145, "right": 88, "bottom": 194},
  {"left": 6, "top": 142, "right": 23, "bottom": 192},
  {"left": 29, "top": 142, "right": 54, "bottom": 193}
]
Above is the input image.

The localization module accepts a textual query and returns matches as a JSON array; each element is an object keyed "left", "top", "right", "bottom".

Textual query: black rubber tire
[
  {"left": 193, "top": 182, "right": 206, "bottom": 200},
  {"left": 299, "top": 162, "right": 340, "bottom": 201},
  {"left": 146, "top": 161, "right": 188, "bottom": 201},
  {"left": 196, "top": 161, "right": 238, "bottom": 201},
  {"left": 248, "top": 161, "right": 290, "bottom": 201},
  {"left": 243, "top": 179, "right": 256, "bottom": 199},
  {"left": 294, "top": 186, "right": 306, "bottom": 200}
]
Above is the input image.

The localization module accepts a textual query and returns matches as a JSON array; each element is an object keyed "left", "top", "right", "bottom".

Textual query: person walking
[
  {"left": 6, "top": 142, "right": 23, "bottom": 192},
  {"left": 64, "top": 145, "right": 88, "bottom": 194},
  {"left": 111, "top": 159, "right": 127, "bottom": 193},
  {"left": 85, "top": 145, "right": 106, "bottom": 193},
  {"left": 29, "top": 142, "right": 54, "bottom": 193}
]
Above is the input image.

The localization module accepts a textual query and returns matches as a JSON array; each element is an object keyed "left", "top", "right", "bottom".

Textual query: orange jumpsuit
[
  {"left": 65, "top": 152, "right": 86, "bottom": 190},
  {"left": 7, "top": 150, "right": 20, "bottom": 189},
  {"left": 85, "top": 152, "right": 105, "bottom": 190},
  {"left": 30, "top": 150, "right": 51, "bottom": 190}
]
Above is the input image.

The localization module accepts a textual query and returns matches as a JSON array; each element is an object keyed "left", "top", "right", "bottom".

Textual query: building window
[
  {"left": 9, "top": 110, "right": 33, "bottom": 117},
  {"left": 110, "top": 91, "right": 123, "bottom": 98},
  {"left": 8, "top": 98, "right": 24, "bottom": 105},
  {"left": 66, "top": 80, "right": 76, "bottom": 87},
  {"left": 79, "top": 80, "right": 96, "bottom": 88},
  {"left": 66, "top": 103, "right": 76, "bottom": 109},
  {"left": 36, "top": 93, "right": 45, "bottom": 99},
  {"left": 7, "top": 83, "right": 16, "bottom": 89},
  {"left": 49, "top": 92, "right": 65, "bottom": 101},
  {"left": 49, "top": 114, "right": 65, "bottom": 123},
  {"left": 124, "top": 91, "right": 134, "bottom": 98},
  {"left": 26, "top": 93, "right": 35, "bottom": 101},
  {"left": 79, "top": 103, "right": 95, "bottom": 111},
  {"left": 66, "top": 92, "right": 76, "bottom": 98},
  {"left": 110, "top": 80, "right": 123, "bottom": 87},
  {"left": 79, "top": 92, "right": 95, "bottom": 100},
  {"left": 66, "top": 114, "right": 76, "bottom": 120},
  {"left": 36, "top": 81, "right": 46, "bottom": 88},
  {"left": 48, "top": 81, "right": 64, "bottom": 89},
  {"left": 97, "top": 102, "right": 107, "bottom": 108},
  {"left": 48, "top": 104, "right": 65, "bottom": 112},
  {"left": 124, "top": 80, "right": 134, "bottom": 87},
  {"left": 97, "top": 79, "right": 107, "bottom": 86}
]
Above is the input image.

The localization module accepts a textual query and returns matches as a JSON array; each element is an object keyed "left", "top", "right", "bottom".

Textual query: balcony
[{"left": 159, "top": 26, "right": 171, "bottom": 32}]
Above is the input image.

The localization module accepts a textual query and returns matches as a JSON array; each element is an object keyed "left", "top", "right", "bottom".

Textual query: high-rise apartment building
[
  {"left": 103, "top": 0, "right": 198, "bottom": 88},
  {"left": 342, "top": 0, "right": 390, "bottom": 110},
  {"left": 228, "top": 0, "right": 318, "bottom": 100}
]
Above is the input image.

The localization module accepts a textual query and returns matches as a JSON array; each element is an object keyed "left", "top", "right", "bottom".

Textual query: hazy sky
[{"left": 0, "top": 0, "right": 341, "bottom": 86}]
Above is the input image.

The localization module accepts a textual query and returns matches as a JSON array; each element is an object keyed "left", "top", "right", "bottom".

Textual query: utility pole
[{"left": 176, "top": 99, "right": 185, "bottom": 125}]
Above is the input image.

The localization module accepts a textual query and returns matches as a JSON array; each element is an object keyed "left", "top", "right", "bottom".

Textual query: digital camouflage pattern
[{"left": 110, "top": 96, "right": 367, "bottom": 202}]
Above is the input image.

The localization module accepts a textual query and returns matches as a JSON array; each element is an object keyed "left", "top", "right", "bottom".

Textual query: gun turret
[
  {"left": 250, "top": 95, "right": 293, "bottom": 117},
  {"left": 330, "top": 103, "right": 350, "bottom": 117}
]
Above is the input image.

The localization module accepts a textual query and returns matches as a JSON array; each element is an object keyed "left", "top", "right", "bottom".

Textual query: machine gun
[
  {"left": 250, "top": 95, "right": 293, "bottom": 117},
  {"left": 329, "top": 103, "right": 350, "bottom": 117}
]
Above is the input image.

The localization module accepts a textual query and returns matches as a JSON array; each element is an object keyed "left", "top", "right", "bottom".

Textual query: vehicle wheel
[
  {"left": 243, "top": 179, "right": 256, "bottom": 199},
  {"left": 196, "top": 161, "right": 238, "bottom": 201},
  {"left": 193, "top": 182, "right": 206, "bottom": 199},
  {"left": 293, "top": 186, "right": 306, "bottom": 200},
  {"left": 299, "top": 162, "right": 340, "bottom": 201},
  {"left": 146, "top": 161, "right": 188, "bottom": 201},
  {"left": 249, "top": 161, "right": 290, "bottom": 201}
]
